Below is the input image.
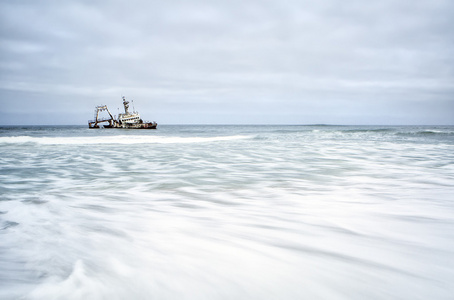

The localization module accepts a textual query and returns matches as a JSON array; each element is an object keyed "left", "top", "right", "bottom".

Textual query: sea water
[{"left": 0, "top": 125, "right": 453, "bottom": 300}]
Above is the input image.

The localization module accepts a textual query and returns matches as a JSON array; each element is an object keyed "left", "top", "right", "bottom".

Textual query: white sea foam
[
  {"left": 1, "top": 125, "right": 453, "bottom": 299},
  {"left": 0, "top": 135, "right": 251, "bottom": 145}
]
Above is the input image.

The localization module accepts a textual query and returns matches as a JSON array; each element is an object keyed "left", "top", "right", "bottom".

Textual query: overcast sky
[{"left": 1, "top": 0, "right": 453, "bottom": 125}]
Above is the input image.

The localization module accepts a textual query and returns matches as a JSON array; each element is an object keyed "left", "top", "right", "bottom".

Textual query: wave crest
[{"left": 0, "top": 135, "right": 251, "bottom": 145}]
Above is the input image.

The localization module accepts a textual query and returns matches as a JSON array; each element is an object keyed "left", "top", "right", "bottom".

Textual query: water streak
[{"left": 1, "top": 125, "right": 453, "bottom": 299}]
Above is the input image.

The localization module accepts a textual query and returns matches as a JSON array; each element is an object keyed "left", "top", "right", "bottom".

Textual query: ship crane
[{"left": 88, "top": 105, "right": 118, "bottom": 128}]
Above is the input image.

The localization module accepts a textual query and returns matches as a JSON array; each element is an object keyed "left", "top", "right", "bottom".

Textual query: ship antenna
[{"left": 132, "top": 100, "right": 135, "bottom": 113}]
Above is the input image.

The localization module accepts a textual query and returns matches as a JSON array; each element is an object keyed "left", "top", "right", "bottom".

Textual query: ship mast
[{"left": 122, "top": 96, "right": 130, "bottom": 114}]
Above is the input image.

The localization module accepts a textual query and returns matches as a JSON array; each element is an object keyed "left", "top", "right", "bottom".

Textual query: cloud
[{"left": 1, "top": 0, "right": 453, "bottom": 124}]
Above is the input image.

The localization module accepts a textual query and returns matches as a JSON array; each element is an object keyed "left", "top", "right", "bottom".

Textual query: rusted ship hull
[
  {"left": 118, "top": 122, "right": 157, "bottom": 129},
  {"left": 89, "top": 124, "right": 157, "bottom": 129},
  {"left": 89, "top": 122, "right": 157, "bottom": 129}
]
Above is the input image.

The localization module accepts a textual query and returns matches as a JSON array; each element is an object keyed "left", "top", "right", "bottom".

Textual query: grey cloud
[{"left": 1, "top": 0, "right": 453, "bottom": 125}]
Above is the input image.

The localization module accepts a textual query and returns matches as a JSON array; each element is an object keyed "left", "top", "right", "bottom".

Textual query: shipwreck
[{"left": 88, "top": 97, "right": 157, "bottom": 129}]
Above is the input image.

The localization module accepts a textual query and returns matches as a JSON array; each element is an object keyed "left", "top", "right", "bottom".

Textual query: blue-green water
[{"left": 1, "top": 125, "right": 454, "bottom": 299}]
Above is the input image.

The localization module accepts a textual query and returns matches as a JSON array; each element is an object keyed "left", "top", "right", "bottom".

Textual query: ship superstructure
[{"left": 88, "top": 97, "right": 157, "bottom": 129}]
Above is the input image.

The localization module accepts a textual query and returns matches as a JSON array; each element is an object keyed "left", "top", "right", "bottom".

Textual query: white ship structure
[{"left": 88, "top": 97, "right": 157, "bottom": 129}]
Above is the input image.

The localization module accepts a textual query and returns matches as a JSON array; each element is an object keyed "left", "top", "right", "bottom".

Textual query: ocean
[{"left": 1, "top": 125, "right": 453, "bottom": 300}]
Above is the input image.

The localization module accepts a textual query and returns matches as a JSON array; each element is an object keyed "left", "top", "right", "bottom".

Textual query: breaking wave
[
  {"left": 342, "top": 128, "right": 394, "bottom": 133},
  {"left": 0, "top": 135, "right": 252, "bottom": 145},
  {"left": 395, "top": 130, "right": 454, "bottom": 137}
]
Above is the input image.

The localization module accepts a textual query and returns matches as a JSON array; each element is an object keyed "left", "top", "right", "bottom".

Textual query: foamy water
[
  {"left": 0, "top": 135, "right": 251, "bottom": 145},
  {"left": 1, "top": 125, "right": 453, "bottom": 299}
]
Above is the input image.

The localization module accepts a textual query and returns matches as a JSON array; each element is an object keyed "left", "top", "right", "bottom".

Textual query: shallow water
[{"left": 1, "top": 125, "right": 454, "bottom": 299}]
